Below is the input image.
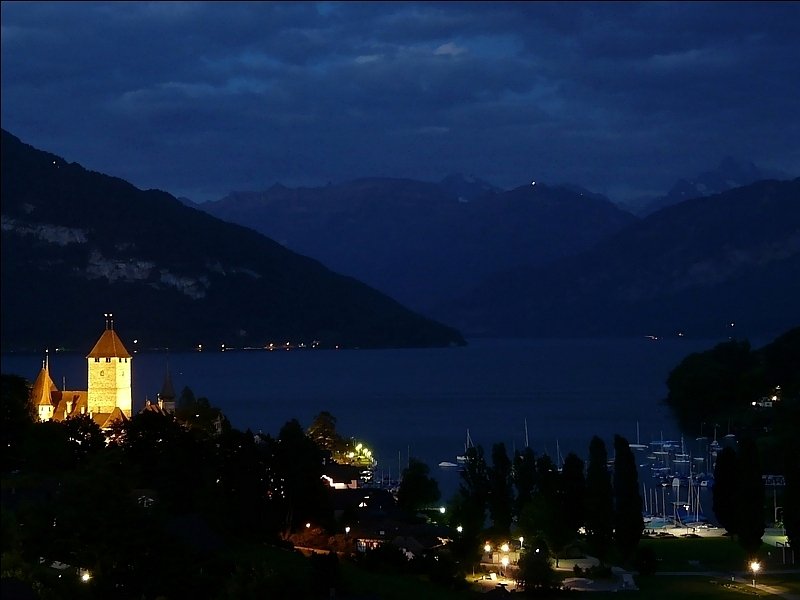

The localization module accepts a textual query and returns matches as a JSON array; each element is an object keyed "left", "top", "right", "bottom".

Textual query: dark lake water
[{"left": 4, "top": 336, "right": 734, "bottom": 505}]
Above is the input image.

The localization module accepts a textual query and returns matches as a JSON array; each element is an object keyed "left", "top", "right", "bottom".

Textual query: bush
[
  {"left": 586, "top": 565, "right": 612, "bottom": 579},
  {"left": 633, "top": 546, "right": 657, "bottom": 575}
]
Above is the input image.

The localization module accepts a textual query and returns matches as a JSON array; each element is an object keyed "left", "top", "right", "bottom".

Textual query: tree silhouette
[
  {"left": 736, "top": 436, "right": 765, "bottom": 555},
  {"left": 273, "top": 419, "right": 331, "bottom": 533},
  {"left": 512, "top": 446, "right": 537, "bottom": 515},
  {"left": 488, "top": 442, "right": 513, "bottom": 534},
  {"left": 452, "top": 445, "right": 489, "bottom": 566},
  {"left": 561, "top": 452, "right": 586, "bottom": 538},
  {"left": 585, "top": 436, "right": 613, "bottom": 565},
  {"left": 398, "top": 457, "right": 440, "bottom": 514},
  {"left": 712, "top": 446, "right": 738, "bottom": 534},
  {"left": 1, "top": 374, "right": 36, "bottom": 471},
  {"left": 516, "top": 538, "right": 557, "bottom": 592},
  {"left": 665, "top": 339, "right": 761, "bottom": 433},
  {"left": 613, "top": 434, "right": 643, "bottom": 561}
]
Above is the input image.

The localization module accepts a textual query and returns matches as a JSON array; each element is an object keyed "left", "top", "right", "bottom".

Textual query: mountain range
[
  {"left": 200, "top": 177, "right": 637, "bottom": 312},
  {"left": 438, "top": 178, "right": 800, "bottom": 339},
  {"left": 0, "top": 130, "right": 465, "bottom": 352},
  {"left": 3, "top": 129, "right": 797, "bottom": 349},
  {"left": 633, "top": 157, "right": 787, "bottom": 216}
]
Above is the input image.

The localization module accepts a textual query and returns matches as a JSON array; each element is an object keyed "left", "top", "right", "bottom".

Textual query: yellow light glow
[
  {"left": 501, "top": 543, "right": 509, "bottom": 552},
  {"left": 484, "top": 543, "right": 492, "bottom": 553},
  {"left": 750, "top": 561, "right": 761, "bottom": 573},
  {"left": 501, "top": 557, "right": 509, "bottom": 567}
]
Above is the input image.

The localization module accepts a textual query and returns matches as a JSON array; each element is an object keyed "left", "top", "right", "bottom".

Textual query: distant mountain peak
[
  {"left": 439, "top": 172, "right": 500, "bottom": 202},
  {"left": 636, "top": 157, "right": 780, "bottom": 216}
]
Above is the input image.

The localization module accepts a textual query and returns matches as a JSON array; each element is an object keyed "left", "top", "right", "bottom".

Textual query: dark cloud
[{"left": 2, "top": 1, "right": 798, "bottom": 203}]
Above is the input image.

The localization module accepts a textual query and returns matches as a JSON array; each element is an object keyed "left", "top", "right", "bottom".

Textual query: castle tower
[
  {"left": 87, "top": 314, "right": 132, "bottom": 417},
  {"left": 31, "top": 350, "right": 57, "bottom": 422}
]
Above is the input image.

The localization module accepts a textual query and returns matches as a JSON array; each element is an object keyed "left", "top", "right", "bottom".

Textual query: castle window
[
  {"left": 95, "top": 358, "right": 100, "bottom": 362},
  {"left": 106, "top": 357, "right": 111, "bottom": 363}
]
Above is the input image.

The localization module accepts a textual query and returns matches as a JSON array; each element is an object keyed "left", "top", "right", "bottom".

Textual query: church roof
[
  {"left": 142, "top": 400, "right": 166, "bottom": 414},
  {"left": 86, "top": 328, "right": 132, "bottom": 359},
  {"left": 158, "top": 367, "right": 176, "bottom": 401}
]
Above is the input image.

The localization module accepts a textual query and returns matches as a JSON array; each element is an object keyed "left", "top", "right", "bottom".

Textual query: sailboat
[
  {"left": 455, "top": 429, "right": 474, "bottom": 465},
  {"left": 556, "top": 439, "right": 564, "bottom": 472},
  {"left": 629, "top": 421, "right": 648, "bottom": 451}
]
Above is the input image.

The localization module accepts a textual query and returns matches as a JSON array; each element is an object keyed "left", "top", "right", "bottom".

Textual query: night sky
[{"left": 2, "top": 1, "right": 798, "bottom": 204}]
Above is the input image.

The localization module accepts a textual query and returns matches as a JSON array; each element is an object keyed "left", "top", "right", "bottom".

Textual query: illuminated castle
[{"left": 32, "top": 314, "right": 134, "bottom": 428}]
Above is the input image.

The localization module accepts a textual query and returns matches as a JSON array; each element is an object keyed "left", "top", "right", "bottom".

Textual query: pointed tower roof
[
  {"left": 86, "top": 314, "right": 132, "bottom": 358},
  {"left": 158, "top": 365, "right": 176, "bottom": 401},
  {"left": 30, "top": 353, "right": 58, "bottom": 407}
]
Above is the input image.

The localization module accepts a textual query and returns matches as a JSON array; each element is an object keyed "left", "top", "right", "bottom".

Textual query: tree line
[
  {"left": 2, "top": 377, "right": 340, "bottom": 599},
  {"left": 446, "top": 433, "right": 644, "bottom": 590}
]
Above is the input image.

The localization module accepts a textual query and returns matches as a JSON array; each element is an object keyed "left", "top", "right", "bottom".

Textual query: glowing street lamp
[
  {"left": 750, "top": 560, "right": 761, "bottom": 587},
  {"left": 484, "top": 543, "right": 492, "bottom": 553},
  {"left": 501, "top": 543, "right": 510, "bottom": 553},
  {"left": 501, "top": 556, "right": 509, "bottom": 577}
]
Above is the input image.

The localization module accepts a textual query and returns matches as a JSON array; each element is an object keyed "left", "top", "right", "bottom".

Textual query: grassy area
[
  {"left": 237, "top": 541, "right": 796, "bottom": 599},
  {"left": 640, "top": 534, "right": 798, "bottom": 573},
  {"left": 587, "top": 575, "right": 777, "bottom": 599},
  {"left": 640, "top": 535, "right": 750, "bottom": 571},
  {"left": 339, "top": 562, "right": 478, "bottom": 599}
]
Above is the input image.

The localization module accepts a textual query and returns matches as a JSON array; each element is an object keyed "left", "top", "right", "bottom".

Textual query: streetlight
[
  {"left": 750, "top": 560, "right": 760, "bottom": 588},
  {"left": 501, "top": 556, "right": 509, "bottom": 578}
]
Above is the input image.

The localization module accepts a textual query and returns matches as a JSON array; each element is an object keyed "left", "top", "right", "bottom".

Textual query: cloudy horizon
[{"left": 2, "top": 1, "right": 798, "bottom": 204}]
